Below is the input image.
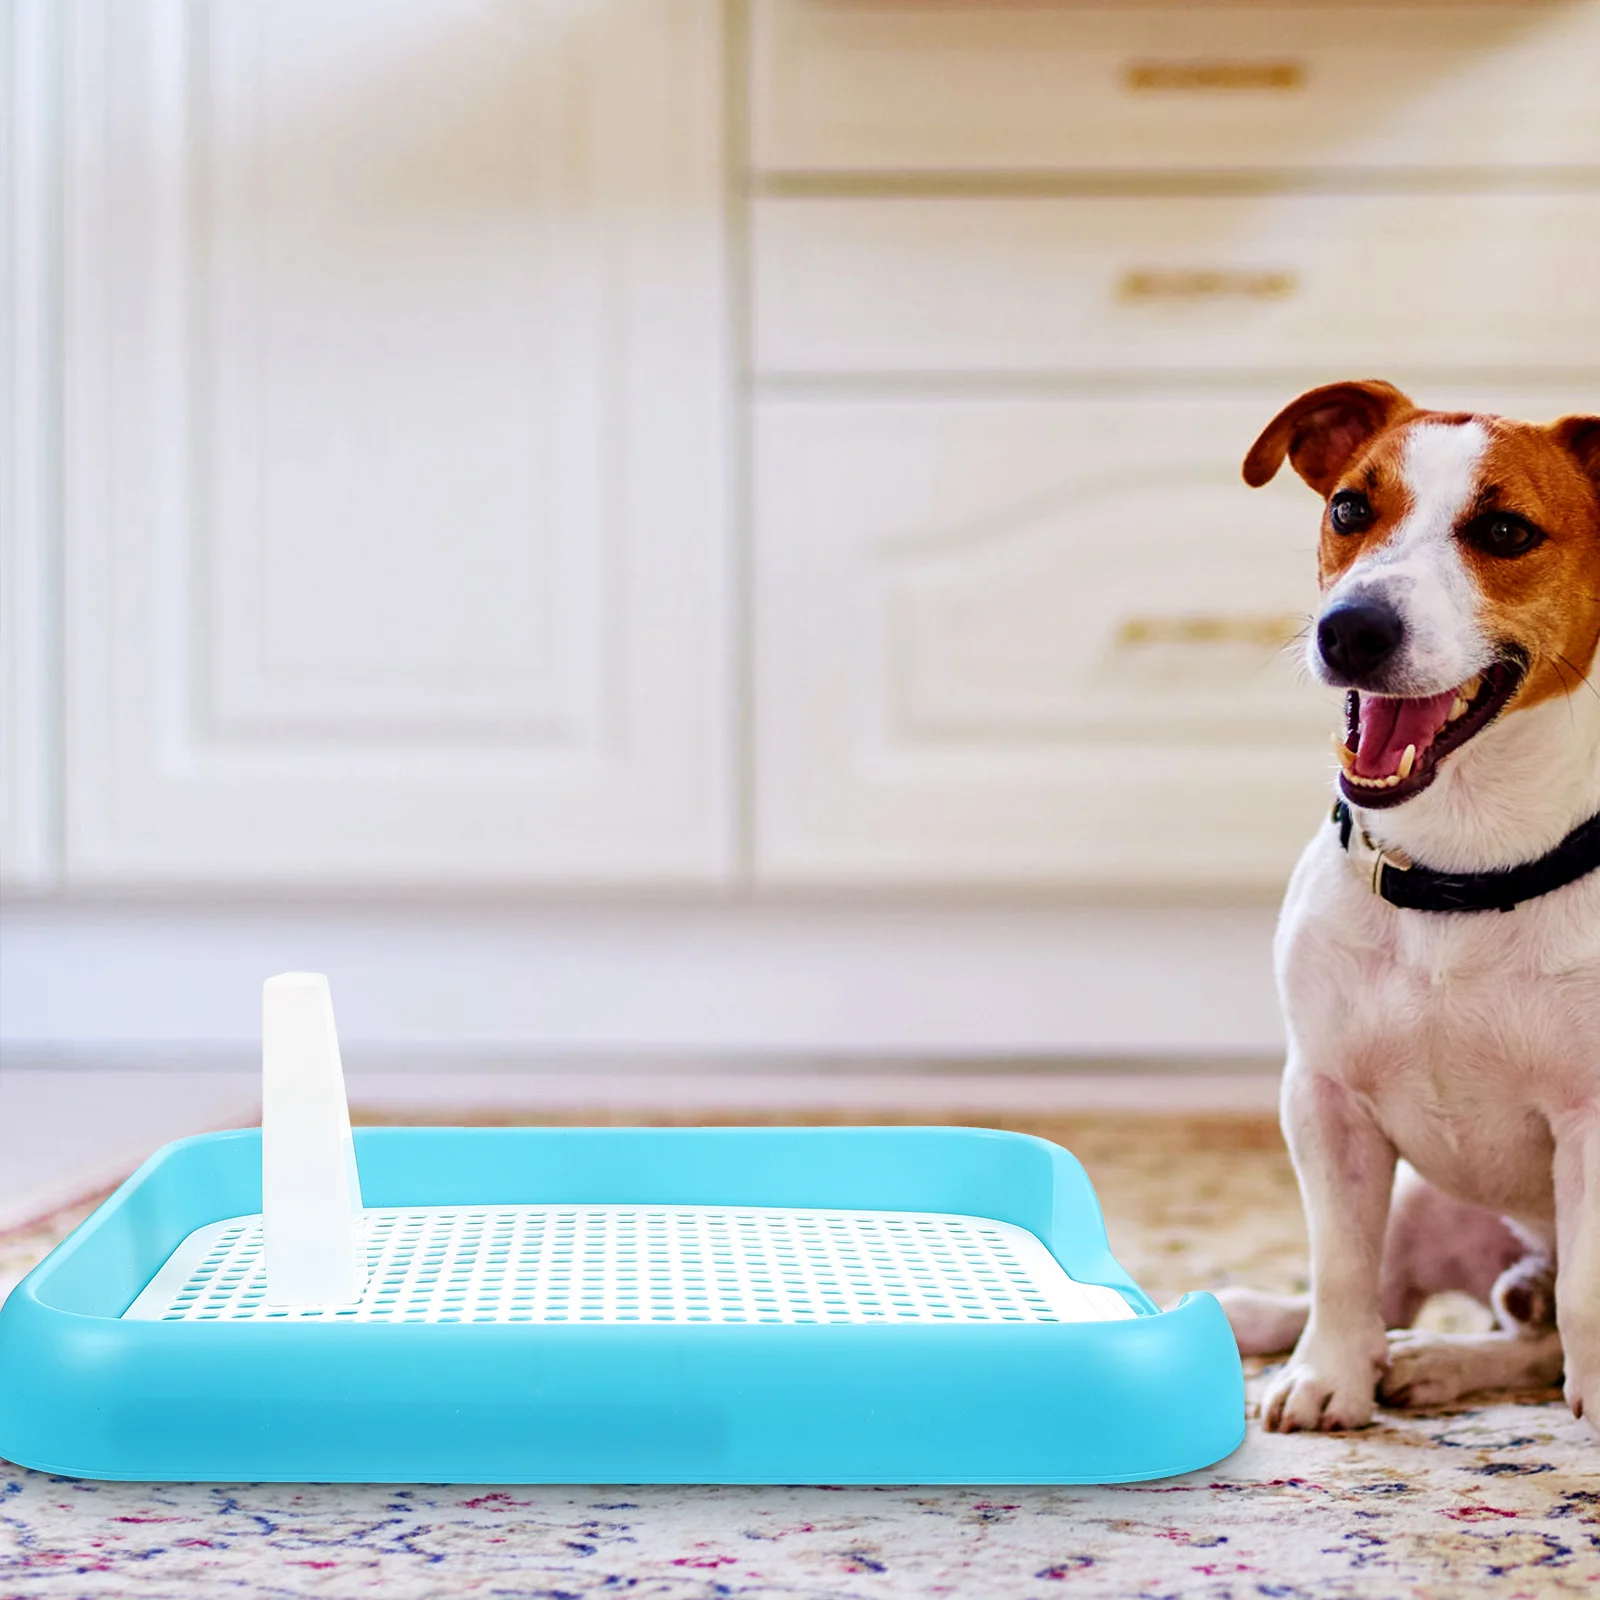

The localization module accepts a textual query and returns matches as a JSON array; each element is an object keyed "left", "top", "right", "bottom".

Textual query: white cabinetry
[
  {"left": 10, "top": 0, "right": 1598, "bottom": 898},
  {"left": 59, "top": 0, "right": 730, "bottom": 885}
]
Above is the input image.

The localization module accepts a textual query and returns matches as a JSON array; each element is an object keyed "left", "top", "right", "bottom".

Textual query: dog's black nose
[{"left": 1317, "top": 600, "right": 1404, "bottom": 682}]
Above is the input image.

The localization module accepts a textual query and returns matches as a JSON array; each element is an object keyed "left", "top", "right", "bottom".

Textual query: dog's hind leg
[
  {"left": 1218, "top": 1163, "right": 1530, "bottom": 1357},
  {"left": 1379, "top": 1180, "right": 1559, "bottom": 1408},
  {"left": 1379, "top": 1252, "right": 1561, "bottom": 1408},
  {"left": 1215, "top": 1288, "right": 1309, "bottom": 1356},
  {"left": 1380, "top": 1326, "right": 1563, "bottom": 1408},
  {"left": 1376, "top": 1163, "right": 1532, "bottom": 1320}
]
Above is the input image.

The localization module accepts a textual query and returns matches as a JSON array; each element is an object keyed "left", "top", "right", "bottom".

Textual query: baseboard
[{"left": 0, "top": 899, "right": 1285, "bottom": 1057}]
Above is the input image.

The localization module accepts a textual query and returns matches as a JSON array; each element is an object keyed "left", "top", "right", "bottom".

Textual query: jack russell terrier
[{"left": 1215, "top": 381, "right": 1600, "bottom": 1436}]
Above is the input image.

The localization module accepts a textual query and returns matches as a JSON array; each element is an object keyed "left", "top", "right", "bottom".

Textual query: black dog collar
[{"left": 1332, "top": 799, "right": 1600, "bottom": 913}]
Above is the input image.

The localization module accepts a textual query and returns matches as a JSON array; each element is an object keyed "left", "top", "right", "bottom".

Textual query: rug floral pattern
[{"left": 3, "top": 1110, "right": 1596, "bottom": 1598}]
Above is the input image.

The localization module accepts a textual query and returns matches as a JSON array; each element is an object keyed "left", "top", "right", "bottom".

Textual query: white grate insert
[{"left": 123, "top": 1205, "right": 1136, "bottom": 1325}]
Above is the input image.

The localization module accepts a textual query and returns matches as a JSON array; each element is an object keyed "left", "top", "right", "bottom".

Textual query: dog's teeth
[
  {"left": 1397, "top": 744, "right": 1416, "bottom": 780},
  {"left": 1447, "top": 695, "right": 1469, "bottom": 722},
  {"left": 1462, "top": 674, "right": 1483, "bottom": 699},
  {"left": 1386, "top": 775, "right": 1400, "bottom": 787},
  {"left": 1331, "top": 734, "right": 1356, "bottom": 771}
]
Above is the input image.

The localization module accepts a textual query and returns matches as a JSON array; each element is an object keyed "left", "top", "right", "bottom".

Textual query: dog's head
[{"left": 1244, "top": 381, "right": 1600, "bottom": 810}]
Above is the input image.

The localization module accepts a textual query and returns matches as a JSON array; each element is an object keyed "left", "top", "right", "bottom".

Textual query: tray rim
[{"left": 13, "top": 1122, "right": 1160, "bottom": 1325}]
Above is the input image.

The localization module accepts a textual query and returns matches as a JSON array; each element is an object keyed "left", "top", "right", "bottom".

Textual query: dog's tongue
[{"left": 1354, "top": 691, "right": 1457, "bottom": 779}]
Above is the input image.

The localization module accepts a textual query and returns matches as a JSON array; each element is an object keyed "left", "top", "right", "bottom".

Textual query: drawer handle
[
  {"left": 1116, "top": 614, "right": 1304, "bottom": 650},
  {"left": 1118, "top": 268, "right": 1298, "bottom": 303},
  {"left": 1123, "top": 59, "right": 1307, "bottom": 93}
]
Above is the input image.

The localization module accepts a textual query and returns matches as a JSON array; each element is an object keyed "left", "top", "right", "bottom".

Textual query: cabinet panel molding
[{"left": 62, "top": 0, "right": 731, "bottom": 885}]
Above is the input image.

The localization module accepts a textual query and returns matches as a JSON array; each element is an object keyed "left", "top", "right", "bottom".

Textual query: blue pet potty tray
[{"left": 0, "top": 1124, "right": 1244, "bottom": 1484}]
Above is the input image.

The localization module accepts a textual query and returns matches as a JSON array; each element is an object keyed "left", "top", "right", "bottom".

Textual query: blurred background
[{"left": 2, "top": 0, "right": 1597, "bottom": 1219}]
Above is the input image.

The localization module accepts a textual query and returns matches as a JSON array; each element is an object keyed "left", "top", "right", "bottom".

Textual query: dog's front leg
[
  {"left": 1261, "top": 1065, "right": 1396, "bottom": 1432},
  {"left": 1554, "top": 1110, "right": 1600, "bottom": 1435}
]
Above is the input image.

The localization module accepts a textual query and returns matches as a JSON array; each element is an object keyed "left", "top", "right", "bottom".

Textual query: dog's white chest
[{"left": 1277, "top": 827, "right": 1600, "bottom": 1223}]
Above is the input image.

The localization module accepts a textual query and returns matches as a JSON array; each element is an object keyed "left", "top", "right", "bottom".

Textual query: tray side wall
[{"left": 0, "top": 1293, "right": 1244, "bottom": 1484}]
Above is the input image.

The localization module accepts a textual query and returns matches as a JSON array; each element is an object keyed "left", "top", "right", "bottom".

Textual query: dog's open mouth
[{"left": 1334, "top": 654, "right": 1526, "bottom": 808}]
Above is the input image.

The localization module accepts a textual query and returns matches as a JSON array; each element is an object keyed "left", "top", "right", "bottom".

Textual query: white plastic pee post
[{"left": 261, "top": 973, "right": 368, "bottom": 1307}]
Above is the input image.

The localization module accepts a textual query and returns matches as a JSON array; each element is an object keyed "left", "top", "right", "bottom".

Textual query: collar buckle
[{"left": 1367, "top": 836, "right": 1413, "bottom": 896}]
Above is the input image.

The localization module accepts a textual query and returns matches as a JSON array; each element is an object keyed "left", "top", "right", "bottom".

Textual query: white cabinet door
[
  {"left": 754, "top": 392, "right": 1590, "bottom": 890},
  {"left": 62, "top": 0, "right": 731, "bottom": 886},
  {"left": 756, "top": 397, "right": 1332, "bottom": 890}
]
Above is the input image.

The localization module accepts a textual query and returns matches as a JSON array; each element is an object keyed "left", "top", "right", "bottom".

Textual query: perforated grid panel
[{"left": 124, "top": 1205, "right": 1136, "bottom": 1325}]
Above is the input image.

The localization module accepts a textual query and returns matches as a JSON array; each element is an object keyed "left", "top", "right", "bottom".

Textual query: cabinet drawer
[
  {"left": 751, "top": 0, "right": 1600, "bottom": 175},
  {"left": 753, "top": 193, "right": 1600, "bottom": 376},
  {"left": 754, "top": 390, "right": 1596, "bottom": 888}
]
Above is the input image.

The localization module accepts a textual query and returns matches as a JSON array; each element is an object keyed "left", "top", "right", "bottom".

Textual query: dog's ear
[
  {"left": 1550, "top": 415, "right": 1600, "bottom": 495},
  {"left": 1243, "top": 380, "right": 1415, "bottom": 495}
]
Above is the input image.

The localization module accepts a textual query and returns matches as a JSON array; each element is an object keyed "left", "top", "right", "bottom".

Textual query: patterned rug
[{"left": 2, "top": 1109, "right": 1596, "bottom": 1599}]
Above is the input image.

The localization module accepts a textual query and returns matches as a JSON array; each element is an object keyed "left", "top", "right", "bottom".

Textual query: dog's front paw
[
  {"left": 1565, "top": 1364, "right": 1600, "bottom": 1436},
  {"left": 1260, "top": 1344, "right": 1380, "bottom": 1432},
  {"left": 1560, "top": 1320, "right": 1600, "bottom": 1435}
]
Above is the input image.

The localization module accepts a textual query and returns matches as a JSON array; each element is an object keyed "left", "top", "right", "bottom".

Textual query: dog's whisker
[
  {"left": 1251, "top": 620, "right": 1315, "bottom": 688},
  {"left": 1275, "top": 619, "right": 1316, "bottom": 684},
  {"left": 1557, "top": 653, "right": 1600, "bottom": 707},
  {"left": 1549, "top": 654, "right": 1581, "bottom": 731}
]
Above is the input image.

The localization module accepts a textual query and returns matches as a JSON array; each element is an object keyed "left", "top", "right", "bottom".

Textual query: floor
[{"left": 3, "top": 1108, "right": 1596, "bottom": 1598}]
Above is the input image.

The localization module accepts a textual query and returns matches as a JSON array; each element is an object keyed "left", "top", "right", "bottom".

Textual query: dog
[{"left": 1214, "top": 381, "right": 1600, "bottom": 1435}]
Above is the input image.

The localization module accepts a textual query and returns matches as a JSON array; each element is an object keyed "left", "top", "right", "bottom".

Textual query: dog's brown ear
[
  {"left": 1243, "top": 380, "right": 1415, "bottom": 495},
  {"left": 1550, "top": 415, "right": 1600, "bottom": 494}
]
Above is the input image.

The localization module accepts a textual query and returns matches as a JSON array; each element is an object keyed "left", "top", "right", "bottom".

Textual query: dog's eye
[
  {"left": 1328, "top": 491, "right": 1373, "bottom": 534},
  {"left": 1464, "top": 513, "right": 1545, "bottom": 559}
]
